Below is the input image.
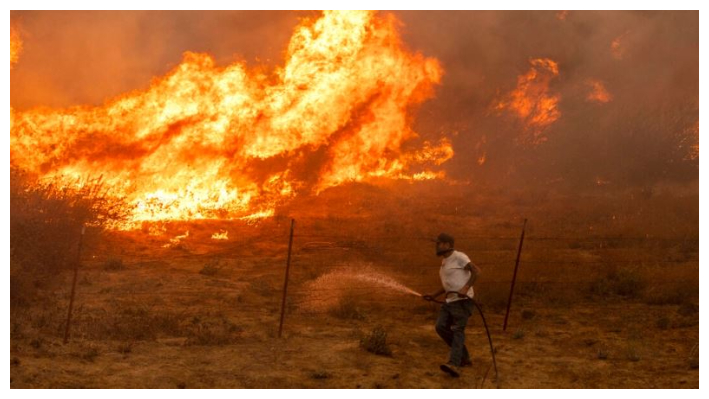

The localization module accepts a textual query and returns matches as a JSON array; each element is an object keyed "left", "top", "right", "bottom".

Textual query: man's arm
[{"left": 458, "top": 262, "right": 481, "bottom": 294}]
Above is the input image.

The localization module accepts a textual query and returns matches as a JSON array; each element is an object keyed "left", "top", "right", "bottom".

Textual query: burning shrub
[{"left": 360, "top": 326, "right": 392, "bottom": 357}]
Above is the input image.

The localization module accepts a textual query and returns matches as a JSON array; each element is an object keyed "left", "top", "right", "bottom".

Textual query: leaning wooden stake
[
  {"left": 503, "top": 218, "right": 527, "bottom": 332},
  {"left": 63, "top": 225, "right": 85, "bottom": 344},
  {"left": 278, "top": 219, "right": 295, "bottom": 338}
]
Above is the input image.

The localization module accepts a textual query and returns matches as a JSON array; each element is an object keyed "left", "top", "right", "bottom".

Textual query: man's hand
[{"left": 458, "top": 285, "right": 471, "bottom": 295}]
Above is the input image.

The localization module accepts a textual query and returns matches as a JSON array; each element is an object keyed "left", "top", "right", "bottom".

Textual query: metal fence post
[{"left": 278, "top": 219, "right": 295, "bottom": 338}]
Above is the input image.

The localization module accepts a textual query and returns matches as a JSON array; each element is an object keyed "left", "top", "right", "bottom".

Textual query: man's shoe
[
  {"left": 440, "top": 363, "right": 460, "bottom": 378},
  {"left": 461, "top": 358, "right": 472, "bottom": 367}
]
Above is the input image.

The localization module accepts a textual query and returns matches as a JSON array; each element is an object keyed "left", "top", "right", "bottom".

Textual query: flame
[
  {"left": 211, "top": 230, "right": 229, "bottom": 240},
  {"left": 163, "top": 231, "right": 189, "bottom": 248},
  {"left": 611, "top": 33, "right": 627, "bottom": 60},
  {"left": 690, "top": 122, "right": 699, "bottom": 161},
  {"left": 586, "top": 79, "right": 612, "bottom": 103},
  {"left": 10, "top": 11, "right": 450, "bottom": 228},
  {"left": 680, "top": 121, "right": 699, "bottom": 161},
  {"left": 475, "top": 135, "right": 486, "bottom": 165},
  {"left": 495, "top": 58, "right": 561, "bottom": 144},
  {"left": 10, "top": 26, "right": 22, "bottom": 67},
  {"left": 595, "top": 176, "right": 611, "bottom": 186}
]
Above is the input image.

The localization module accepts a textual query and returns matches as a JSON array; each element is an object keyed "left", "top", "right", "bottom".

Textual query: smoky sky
[{"left": 10, "top": 10, "right": 698, "bottom": 190}]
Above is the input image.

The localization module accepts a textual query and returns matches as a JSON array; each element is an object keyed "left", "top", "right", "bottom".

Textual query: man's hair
[{"left": 436, "top": 233, "right": 454, "bottom": 246}]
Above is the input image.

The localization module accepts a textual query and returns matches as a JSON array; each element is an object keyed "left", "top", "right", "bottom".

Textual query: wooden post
[
  {"left": 503, "top": 219, "right": 527, "bottom": 332},
  {"left": 63, "top": 224, "right": 85, "bottom": 344},
  {"left": 278, "top": 219, "right": 295, "bottom": 338}
]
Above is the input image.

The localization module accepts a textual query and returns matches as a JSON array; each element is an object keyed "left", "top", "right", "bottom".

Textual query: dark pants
[{"left": 435, "top": 299, "right": 473, "bottom": 366}]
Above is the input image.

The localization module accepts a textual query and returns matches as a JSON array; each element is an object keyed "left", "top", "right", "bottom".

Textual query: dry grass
[
  {"left": 9, "top": 183, "right": 698, "bottom": 388},
  {"left": 10, "top": 167, "right": 128, "bottom": 306},
  {"left": 329, "top": 292, "right": 367, "bottom": 321}
]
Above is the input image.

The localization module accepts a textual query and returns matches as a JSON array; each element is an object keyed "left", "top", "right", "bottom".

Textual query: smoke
[
  {"left": 10, "top": 10, "right": 310, "bottom": 109},
  {"left": 394, "top": 10, "right": 698, "bottom": 188},
  {"left": 11, "top": 10, "right": 698, "bottom": 191}
]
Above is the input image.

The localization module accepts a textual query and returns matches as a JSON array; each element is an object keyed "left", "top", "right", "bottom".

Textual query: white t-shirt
[{"left": 439, "top": 250, "right": 474, "bottom": 302}]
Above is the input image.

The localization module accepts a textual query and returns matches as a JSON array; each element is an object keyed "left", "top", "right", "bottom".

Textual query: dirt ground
[{"left": 10, "top": 184, "right": 699, "bottom": 388}]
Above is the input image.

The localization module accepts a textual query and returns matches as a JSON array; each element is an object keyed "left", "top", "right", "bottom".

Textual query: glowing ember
[
  {"left": 10, "top": 11, "right": 450, "bottom": 228},
  {"left": 680, "top": 121, "right": 699, "bottom": 161},
  {"left": 475, "top": 135, "right": 487, "bottom": 165},
  {"left": 595, "top": 176, "right": 611, "bottom": 186},
  {"left": 239, "top": 209, "right": 275, "bottom": 224},
  {"left": 556, "top": 11, "right": 569, "bottom": 20},
  {"left": 586, "top": 79, "right": 613, "bottom": 103},
  {"left": 494, "top": 58, "right": 561, "bottom": 144},
  {"left": 211, "top": 230, "right": 228, "bottom": 240}
]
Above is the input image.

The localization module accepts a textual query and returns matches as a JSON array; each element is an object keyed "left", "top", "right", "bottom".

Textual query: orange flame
[
  {"left": 586, "top": 79, "right": 612, "bottom": 103},
  {"left": 682, "top": 121, "right": 699, "bottom": 161},
  {"left": 495, "top": 58, "right": 561, "bottom": 144},
  {"left": 10, "top": 11, "right": 450, "bottom": 227},
  {"left": 10, "top": 26, "right": 22, "bottom": 67},
  {"left": 611, "top": 33, "right": 628, "bottom": 60},
  {"left": 211, "top": 230, "right": 229, "bottom": 240}
]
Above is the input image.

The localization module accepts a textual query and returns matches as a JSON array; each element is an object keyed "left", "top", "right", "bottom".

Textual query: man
[{"left": 423, "top": 233, "right": 481, "bottom": 378}]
